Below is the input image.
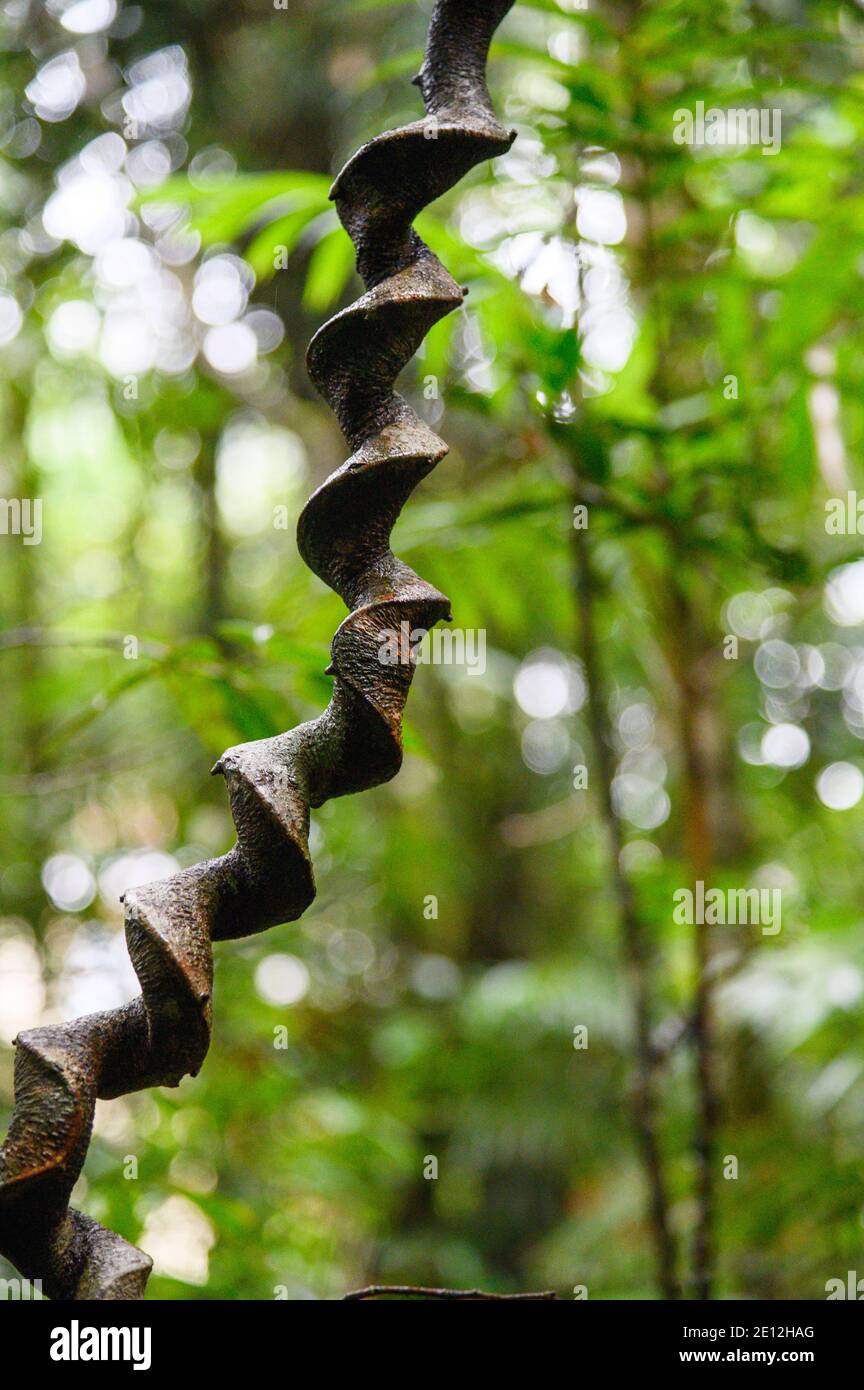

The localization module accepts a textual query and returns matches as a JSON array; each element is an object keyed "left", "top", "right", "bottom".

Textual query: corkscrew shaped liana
[{"left": 0, "top": 0, "right": 515, "bottom": 1299}]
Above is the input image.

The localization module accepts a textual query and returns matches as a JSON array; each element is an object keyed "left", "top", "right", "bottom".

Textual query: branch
[
  {"left": 571, "top": 494, "right": 680, "bottom": 1301},
  {"left": 344, "top": 1286, "right": 558, "bottom": 1301},
  {"left": 0, "top": 0, "right": 518, "bottom": 1302},
  {"left": 666, "top": 575, "right": 720, "bottom": 1302}
]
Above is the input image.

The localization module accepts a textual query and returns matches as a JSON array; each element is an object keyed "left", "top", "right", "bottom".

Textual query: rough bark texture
[{"left": 0, "top": 0, "right": 515, "bottom": 1300}]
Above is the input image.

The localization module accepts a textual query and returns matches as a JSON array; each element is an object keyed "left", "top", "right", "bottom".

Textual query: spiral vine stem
[{"left": 0, "top": 0, "right": 515, "bottom": 1300}]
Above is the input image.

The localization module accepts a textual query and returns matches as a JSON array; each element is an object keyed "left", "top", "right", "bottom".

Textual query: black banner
[{"left": 1, "top": 1296, "right": 858, "bottom": 1376}]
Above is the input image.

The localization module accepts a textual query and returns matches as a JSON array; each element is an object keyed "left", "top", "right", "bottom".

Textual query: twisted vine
[{"left": 0, "top": 0, "right": 515, "bottom": 1300}]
